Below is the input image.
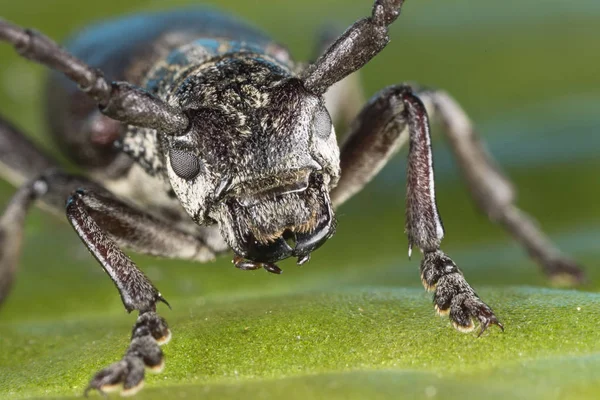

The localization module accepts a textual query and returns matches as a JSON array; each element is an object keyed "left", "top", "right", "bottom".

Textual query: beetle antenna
[
  {"left": 301, "top": 0, "right": 405, "bottom": 95},
  {"left": 0, "top": 18, "right": 188, "bottom": 135}
]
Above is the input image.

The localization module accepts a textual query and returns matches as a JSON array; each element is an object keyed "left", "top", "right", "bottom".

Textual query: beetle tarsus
[
  {"left": 544, "top": 258, "right": 586, "bottom": 286},
  {"left": 86, "top": 311, "right": 169, "bottom": 397},
  {"left": 424, "top": 90, "right": 586, "bottom": 284},
  {"left": 421, "top": 250, "right": 503, "bottom": 335}
]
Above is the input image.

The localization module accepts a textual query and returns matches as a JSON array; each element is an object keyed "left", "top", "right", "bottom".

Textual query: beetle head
[{"left": 163, "top": 56, "right": 340, "bottom": 263}]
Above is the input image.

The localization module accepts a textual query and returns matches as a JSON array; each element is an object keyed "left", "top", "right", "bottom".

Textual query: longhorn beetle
[{"left": 0, "top": 0, "right": 584, "bottom": 396}]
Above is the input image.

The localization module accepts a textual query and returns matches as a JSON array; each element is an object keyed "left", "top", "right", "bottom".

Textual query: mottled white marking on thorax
[
  {"left": 122, "top": 127, "right": 164, "bottom": 175},
  {"left": 241, "top": 84, "right": 270, "bottom": 108}
]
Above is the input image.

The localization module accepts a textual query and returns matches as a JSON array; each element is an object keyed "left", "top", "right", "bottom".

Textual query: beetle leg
[
  {"left": 58, "top": 182, "right": 228, "bottom": 311},
  {"left": 66, "top": 189, "right": 168, "bottom": 313},
  {"left": 0, "top": 180, "right": 47, "bottom": 304},
  {"left": 67, "top": 188, "right": 225, "bottom": 263},
  {"left": 0, "top": 19, "right": 187, "bottom": 134},
  {"left": 85, "top": 311, "right": 170, "bottom": 397},
  {"left": 416, "top": 88, "right": 584, "bottom": 284},
  {"left": 332, "top": 83, "right": 584, "bottom": 284},
  {"left": 0, "top": 115, "right": 58, "bottom": 304},
  {"left": 302, "top": 0, "right": 406, "bottom": 94},
  {"left": 402, "top": 92, "right": 503, "bottom": 335},
  {"left": 0, "top": 176, "right": 222, "bottom": 394},
  {"left": 331, "top": 85, "right": 503, "bottom": 334},
  {"left": 64, "top": 189, "right": 173, "bottom": 395},
  {"left": 0, "top": 114, "right": 232, "bottom": 393}
]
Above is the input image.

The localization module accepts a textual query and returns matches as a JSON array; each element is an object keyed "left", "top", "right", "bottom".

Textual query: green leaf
[{"left": 1, "top": 287, "right": 599, "bottom": 399}]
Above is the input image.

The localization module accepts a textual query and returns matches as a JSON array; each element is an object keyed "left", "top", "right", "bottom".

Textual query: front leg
[
  {"left": 64, "top": 185, "right": 230, "bottom": 395},
  {"left": 331, "top": 85, "right": 503, "bottom": 334},
  {"left": 418, "top": 89, "right": 583, "bottom": 283},
  {"left": 66, "top": 190, "right": 168, "bottom": 313},
  {"left": 0, "top": 171, "right": 222, "bottom": 395},
  {"left": 64, "top": 190, "right": 170, "bottom": 396},
  {"left": 0, "top": 118, "right": 225, "bottom": 394},
  {"left": 331, "top": 81, "right": 584, "bottom": 284},
  {"left": 403, "top": 94, "right": 502, "bottom": 334},
  {"left": 1, "top": 174, "right": 170, "bottom": 394}
]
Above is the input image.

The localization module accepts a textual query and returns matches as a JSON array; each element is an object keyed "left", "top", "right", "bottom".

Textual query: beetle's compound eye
[
  {"left": 169, "top": 149, "right": 202, "bottom": 180},
  {"left": 313, "top": 108, "right": 332, "bottom": 139}
]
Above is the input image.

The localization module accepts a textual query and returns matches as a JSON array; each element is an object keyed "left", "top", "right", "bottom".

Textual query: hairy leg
[
  {"left": 0, "top": 116, "right": 56, "bottom": 186},
  {"left": 418, "top": 89, "right": 583, "bottom": 283},
  {"left": 0, "top": 114, "right": 229, "bottom": 394},
  {"left": 71, "top": 188, "right": 221, "bottom": 263},
  {"left": 0, "top": 115, "right": 58, "bottom": 303},
  {"left": 331, "top": 82, "right": 584, "bottom": 283},
  {"left": 0, "top": 19, "right": 187, "bottom": 134},
  {"left": 0, "top": 174, "right": 225, "bottom": 394},
  {"left": 331, "top": 85, "right": 502, "bottom": 334},
  {"left": 65, "top": 188, "right": 170, "bottom": 395}
]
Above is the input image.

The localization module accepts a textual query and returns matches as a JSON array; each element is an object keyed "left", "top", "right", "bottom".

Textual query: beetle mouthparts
[
  {"left": 233, "top": 185, "right": 335, "bottom": 264},
  {"left": 239, "top": 197, "right": 335, "bottom": 263}
]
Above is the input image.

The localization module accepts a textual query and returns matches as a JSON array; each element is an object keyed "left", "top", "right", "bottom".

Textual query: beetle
[{"left": 0, "top": 0, "right": 585, "bottom": 395}]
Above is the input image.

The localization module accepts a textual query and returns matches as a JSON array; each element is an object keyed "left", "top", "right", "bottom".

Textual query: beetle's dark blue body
[
  {"left": 66, "top": 9, "right": 278, "bottom": 79},
  {"left": 47, "top": 9, "right": 292, "bottom": 174}
]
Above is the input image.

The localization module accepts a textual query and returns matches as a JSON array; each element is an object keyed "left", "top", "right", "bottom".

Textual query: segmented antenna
[{"left": 0, "top": 18, "right": 188, "bottom": 135}]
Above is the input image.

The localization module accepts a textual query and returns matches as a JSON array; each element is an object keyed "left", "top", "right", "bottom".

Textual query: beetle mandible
[{"left": 0, "top": 0, "right": 584, "bottom": 395}]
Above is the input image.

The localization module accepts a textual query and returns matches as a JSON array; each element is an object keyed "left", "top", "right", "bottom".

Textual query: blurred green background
[{"left": 1, "top": 0, "right": 599, "bottom": 399}]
